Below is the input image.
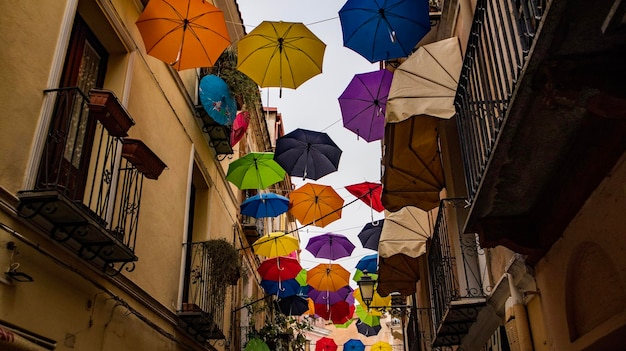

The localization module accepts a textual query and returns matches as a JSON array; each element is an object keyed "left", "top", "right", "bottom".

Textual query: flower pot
[
  {"left": 88, "top": 89, "right": 135, "bottom": 137},
  {"left": 121, "top": 139, "right": 167, "bottom": 180}
]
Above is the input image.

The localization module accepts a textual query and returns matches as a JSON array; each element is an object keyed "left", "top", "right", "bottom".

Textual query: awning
[
  {"left": 377, "top": 253, "right": 421, "bottom": 297},
  {"left": 386, "top": 37, "right": 463, "bottom": 123},
  {"left": 381, "top": 115, "right": 444, "bottom": 212},
  {"left": 378, "top": 206, "right": 433, "bottom": 258},
  {"left": 0, "top": 325, "right": 55, "bottom": 351}
]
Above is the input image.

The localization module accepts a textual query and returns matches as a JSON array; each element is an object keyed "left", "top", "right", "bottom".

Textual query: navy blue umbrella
[
  {"left": 357, "top": 220, "right": 384, "bottom": 251},
  {"left": 275, "top": 295, "right": 310, "bottom": 316},
  {"left": 199, "top": 74, "right": 236, "bottom": 125},
  {"left": 240, "top": 192, "right": 289, "bottom": 218},
  {"left": 260, "top": 278, "right": 301, "bottom": 298},
  {"left": 339, "top": 0, "right": 431, "bottom": 63},
  {"left": 356, "top": 319, "right": 382, "bottom": 336},
  {"left": 274, "top": 128, "right": 342, "bottom": 181},
  {"left": 356, "top": 253, "right": 378, "bottom": 273}
]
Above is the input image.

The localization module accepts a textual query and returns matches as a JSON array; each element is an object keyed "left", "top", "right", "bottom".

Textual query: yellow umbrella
[
  {"left": 307, "top": 263, "right": 350, "bottom": 292},
  {"left": 237, "top": 21, "right": 326, "bottom": 96},
  {"left": 353, "top": 288, "right": 390, "bottom": 315},
  {"left": 371, "top": 341, "right": 393, "bottom": 351},
  {"left": 252, "top": 232, "right": 299, "bottom": 258}
]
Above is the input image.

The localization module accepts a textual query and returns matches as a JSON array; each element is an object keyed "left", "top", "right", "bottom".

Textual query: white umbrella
[{"left": 379, "top": 206, "right": 433, "bottom": 258}]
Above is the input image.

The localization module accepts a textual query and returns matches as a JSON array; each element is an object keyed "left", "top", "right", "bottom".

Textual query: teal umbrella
[{"left": 226, "top": 152, "right": 286, "bottom": 190}]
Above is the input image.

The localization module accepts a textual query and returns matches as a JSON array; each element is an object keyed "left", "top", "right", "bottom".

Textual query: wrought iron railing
[{"left": 455, "top": 0, "right": 545, "bottom": 200}]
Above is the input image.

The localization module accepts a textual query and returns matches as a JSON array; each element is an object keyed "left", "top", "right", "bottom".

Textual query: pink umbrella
[{"left": 230, "top": 111, "right": 250, "bottom": 146}]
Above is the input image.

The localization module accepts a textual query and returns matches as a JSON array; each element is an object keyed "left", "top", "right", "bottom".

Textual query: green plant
[
  {"left": 202, "top": 238, "right": 241, "bottom": 286},
  {"left": 209, "top": 48, "right": 261, "bottom": 111},
  {"left": 247, "top": 307, "right": 312, "bottom": 351}
]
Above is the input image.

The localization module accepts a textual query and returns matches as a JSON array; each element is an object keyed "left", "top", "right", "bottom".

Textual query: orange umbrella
[
  {"left": 289, "top": 183, "right": 344, "bottom": 227},
  {"left": 307, "top": 263, "right": 350, "bottom": 292},
  {"left": 136, "top": 0, "right": 231, "bottom": 71}
]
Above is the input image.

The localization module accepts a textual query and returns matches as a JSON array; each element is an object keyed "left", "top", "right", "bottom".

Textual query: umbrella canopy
[
  {"left": 231, "top": 111, "right": 250, "bottom": 146},
  {"left": 260, "top": 278, "right": 301, "bottom": 298},
  {"left": 371, "top": 341, "right": 393, "bottom": 351},
  {"left": 252, "top": 232, "right": 299, "bottom": 258},
  {"left": 355, "top": 304, "right": 382, "bottom": 325},
  {"left": 354, "top": 288, "right": 391, "bottom": 312},
  {"left": 296, "top": 269, "right": 308, "bottom": 287},
  {"left": 289, "top": 183, "right": 344, "bottom": 227},
  {"left": 257, "top": 257, "right": 302, "bottom": 281},
  {"left": 135, "top": 0, "right": 231, "bottom": 71},
  {"left": 308, "top": 285, "right": 353, "bottom": 305},
  {"left": 377, "top": 253, "right": 421, "bottom": 296},
  {"left": 245, "top": 338, "right": 271, "bottom": 351},
  {"left": 276, "top": 295, "right": 310, "bottom": 316},
  {"left": 339, "top": 0, "right": 430, "bottom": 63},
  {"left": 334, "top": 318, "right": 354, "bottom": 328},
  {"left": 381, "top": 115, "right": 444, "bottom": 212},
  {"left": 356, "top": 319, "right": 382, "bottom": 336},
  {"left": 353, "top": 269, "right": 378, "bottom": 284},
  {"left": 307, "top": 263, "right": 350, "bottom": 292},
  {"left": 306, "top": 232, "right": 356, "bottom": 260},
  {"left": 226, "top": 152, "right": 286, "bottom": 190},
  {"left": 237, "top": 21, "right": 326, "bottom": 96},
  {"left": 339, "top": 69, "right": 393, "bottom": 142},
  {"left": 274, "top": 128, "right": 342, "bottom": 181},
  {"left": 316, "top": 337, "right": 338, "bottom": 351},
  {"left": 345, "top": 182, "right": 385, "bottom": 213},
  {"left": 379, "top": 206, "right": 432, "bottom": 258},
  {"left": 355, "top": 253, "right": 378, "bottom": 273},
  {"left": 241, "top": 193, "right": 290, "bottom": 218},
  {"left": 386, "top": 37, "right": 463, "bottom": 122},
  {"left": 344, "top": 339, "right": 365, "bottom": 351},
  {"left": 314, "top": 301, "right": 353, "bottom": 324},
  {"left": 199, "top": 75, "right": 237, "bottom": 125},
  {"left": 357, "top": 220, "right": 384, "bottom": 251}
]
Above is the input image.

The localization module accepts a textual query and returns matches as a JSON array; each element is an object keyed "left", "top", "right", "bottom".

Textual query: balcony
[
  {"left": 16, "top": 87, "right": 166, "bottom": 275},
  {"left": 428, "top": 200, "right": 487, "bottom": 347},
  {"left": 456, "top": 0, "right": 626, "bottom": 263},
  {"left": 195, "top": 105, "right": 233, "bottom": 160}
]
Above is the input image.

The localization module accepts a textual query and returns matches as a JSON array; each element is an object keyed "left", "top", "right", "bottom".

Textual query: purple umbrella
[
  {"left": 308, "top": 285, "right": 354, "bottom": 305},
  {"left": 338, "top": 69, "right": 393, "bottom": 142},
  {"left": 306, "top": 232, "right": 356, "bottom": 260}
]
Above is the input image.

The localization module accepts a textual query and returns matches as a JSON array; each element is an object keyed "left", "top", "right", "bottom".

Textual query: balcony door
[{"left": 40, "top": 14, "right": 108, "bottom": 200}]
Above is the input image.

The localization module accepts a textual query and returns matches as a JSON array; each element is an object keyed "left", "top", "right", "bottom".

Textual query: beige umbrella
[
  {"left": 386, "top": 37, "right": 463, "bottom": 123},
  {"left": 378, "top": 206, "right": 433, "bottom": 258}
]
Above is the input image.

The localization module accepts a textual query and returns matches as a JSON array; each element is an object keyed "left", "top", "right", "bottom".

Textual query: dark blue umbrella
[
  {"left": 356, "top": 319, "right": 382, "bottom": 336},
  {"left": 199, "top": 74, "right": 237, "bottom": 125},
  {"left": 356, "top": 253, "right": 378, "bottom": 273},
  {"left": 344, "top": 339, "right": 365, "bottom": 351},
  {"left": 357, "top": 220, "right": 384, "bottom": 251},
  {"left": 339, "top": 0, "right": 431, "bottom": 63},
  {"left": 274, "top": 128, "right": 342, "bottom": 181},
  {"left": 240, "top": 192, "right": 289, "bottom": 218},
  {"left": 275, "top": 295, "right": 310, "bottom": 316},
  {"left": 260, "top": 278, "right": 301, "bottom": 298}
]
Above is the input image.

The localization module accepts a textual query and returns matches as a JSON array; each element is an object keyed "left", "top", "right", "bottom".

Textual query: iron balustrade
[{"left": 455, "top": 0, "right": 545, "bottom": 201}]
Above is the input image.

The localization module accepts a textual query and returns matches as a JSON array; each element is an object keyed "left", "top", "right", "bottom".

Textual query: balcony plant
[
  {"left": 245, "top": 304, "right": 312, "bottom": 351},
  {"left": 204, "top": 48, "right": 261, "bottom": 111},
  {"left": 203, "top": 238, "right": 242, "bottom": 286}
]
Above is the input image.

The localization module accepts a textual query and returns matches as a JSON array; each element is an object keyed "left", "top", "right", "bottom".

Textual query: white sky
[{"left": 236, "top": 1, "right": 385, "bottom": 281}]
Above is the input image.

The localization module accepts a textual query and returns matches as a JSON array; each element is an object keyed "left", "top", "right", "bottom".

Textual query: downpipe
[{"left": 505, "top": 273, "right": 534, "bottom": 351}]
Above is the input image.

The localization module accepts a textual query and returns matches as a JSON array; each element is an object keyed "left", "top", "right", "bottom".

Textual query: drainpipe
[{"left": 505, "top": 273, "right": 533, "bottom": 351}]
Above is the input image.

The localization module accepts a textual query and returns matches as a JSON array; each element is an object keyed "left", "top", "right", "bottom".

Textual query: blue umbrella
[
  {"left": 339, "top": 0, "right": 431, "bottom": 63},
  {"left": 240, "top": 192, "right": 290, "bottom": 218},
  {"left": 275, "top": 295, "right": 310, "bottom": 316},
  {"left": 356, "top": 319, "right": 382, "bottom": 336},
  {"left": 274, "top": 128, "right": 342, "bottom": 181},
  {"left": 199, "top": 74, "right": 236, "bottom": 125},
  {"left": 344, "top": 339, "right": 365, "bottom": 351},
  {"left": 260, "top": 278, "right": 301, "bottom": 298},
  {"left": 357, "top": 220, "right": 384, "bottom": 251},
  {"left": 356, "top": 253, "right": 378, "bottom": 273}
]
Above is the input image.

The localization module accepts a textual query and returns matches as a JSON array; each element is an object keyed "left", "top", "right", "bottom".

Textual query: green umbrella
[
  {"left": 296, "top": 269, "right": 308, "bottom": 286},
  {"left": 355, "top": 304, "right": 381, "bottom": 327},
  {"left": 353, "top": 269, "right": 378, "bottom": 283},
  {"left": 244, "top": 338, "right": 270, "bottom": 351},
  {"left": 226, "top": 152, "right": 286, "bottom": 190},
  {"left": 334, "top": 318, "right": 354, "bottom": 328}
]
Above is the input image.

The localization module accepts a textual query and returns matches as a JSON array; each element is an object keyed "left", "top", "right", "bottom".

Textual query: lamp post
[{"left": 356, "top": 270, "right": 376, "bottom": 308}]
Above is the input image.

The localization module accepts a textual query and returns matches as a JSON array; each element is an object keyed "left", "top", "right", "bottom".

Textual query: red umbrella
[
  {"left": 257, "top": 257, "right": 302, "bottom": 281},
  {"left": 314, "top": 301, "right": 353, "bottom": 325},
  {"left": 345, "top": 182, "right": 384, "bottom": 212},
  {"left": 230, "top": 111, "right": 250, "bottom": 146},
  {"left": 316, "top": 337, "right": 338, "bottom": 351}
]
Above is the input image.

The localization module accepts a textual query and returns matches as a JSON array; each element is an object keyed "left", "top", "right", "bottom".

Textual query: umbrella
[
  {"left": 308, "top": 285, "right": 353, "bottom": 305},
  {"left": 371, "top": 341, "right": 393, "bottom": 351},
  {"left": 314, "top": 301, "right": 352, "bottom": 324},
  {"left": 334, "top": 318, "right": 354, "bottom": 328},
  {"left": 295, "top": 269, "right": 308, "bottom": 287},
  {"left": 378, "top": 206, "right": 432, "bottom": 258},
  {"left": 226, "top": 152, "right": 286, "bottom": 190},
  {"left": 274, "top": 128, "right": 342, "bottom": 181},
  {"left": 377, "top": 253, "right": 421, "bottom": 296},
  {"left": 357, "top": 220, "right": 384, "bottom": 251},
  {"left": 344, "top": 339, "right": 365, "bottom": 351},
  {"left": 230, "top": 111, "right": 250, "bottom": 146},
  {"left": 345, "top": 182, "right": 385, "bottom": 213},
  {"left": 276, "top": 295, "right": 310, "bottom": 316},
  {"left": 306, "top": 233, "right": 355, "bottom": 260},
  {"left": 339, "top": 0, "right": 431, "bottom": 63},
  {"left": 260, "top": 278, "right": 301, "bottom": 298},
  {"left": 381, "top": 115, "right": 444, "bottom": 212},
  {"left": 338, "top": 69, "right": 393, "bottom": 142},
  {"left": 199, "top": 75, "right": 237, "bottom": 125},
  {"left": 355, "top": 304, "right": 382, "bottom": 325},
  {"left": 135, "top": 0, "right": 230, "bottom": 71},
  {"left": 307, "top": 263, "right": 350, "bottom": 292},
  {"left": 356, "top": 319, "right": 382, "bottom": 336},
  {"left": 289, "top": 183, "right": 344, "bottom": 227},
  {"left": 257, "top": 257, "right": 302, "bottom": 281},
  {"left": 241, "top": 193, "right": 290, "bottom": 218},
  {"left": 316, "top": 337, "right": 338, "bottom": 351},
  {"left": 354, "top": 288, "right": 391, "bottom": 311},
  {"left": 252, "top": 232, "right": 299, "bottom": 258},
  {"left": 386, "top": 37, "right": 463, "bottom": 122},
  {"left": 245, "top": 338, "right": 271, "bottom": 351},
  {"left": 355, "top": 253, "right": 378, "bottom": 273},
  {"left": 353, "top": 269, "right": 378, "bottom": 284},
  {"left": 237, "top": 21, "right": 326, "bottom": 96}
]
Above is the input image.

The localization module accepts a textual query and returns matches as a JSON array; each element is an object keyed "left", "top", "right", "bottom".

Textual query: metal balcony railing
[{"left": 455, "top": 0, "right": 545, "bottom": 201}]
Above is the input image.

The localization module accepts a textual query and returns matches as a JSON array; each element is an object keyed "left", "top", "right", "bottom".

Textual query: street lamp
[{"left": 356, "top": 270, "right": 376, "bottom": 309}]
